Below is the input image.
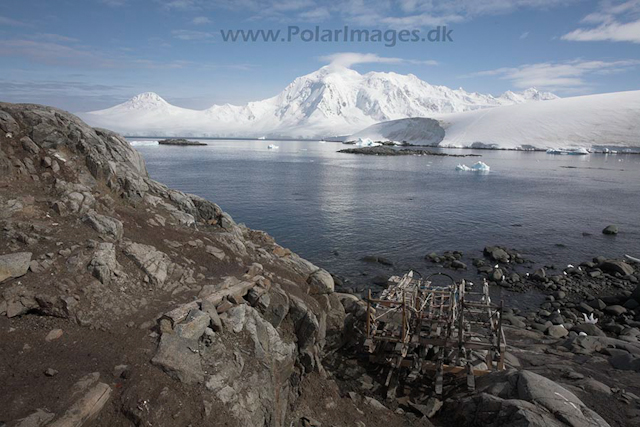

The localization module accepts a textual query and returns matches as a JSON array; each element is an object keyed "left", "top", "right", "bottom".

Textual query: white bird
[{"left": 582, "top": 313, "right": 598, "bottom": 324}]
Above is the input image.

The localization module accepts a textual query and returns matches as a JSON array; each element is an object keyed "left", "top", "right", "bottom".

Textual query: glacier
[
  {"left": 349, "top": 90, "right": 640, "bottom": 151},
  {"left": 78, "top": 65, "right": 556, "bottom": 140}
]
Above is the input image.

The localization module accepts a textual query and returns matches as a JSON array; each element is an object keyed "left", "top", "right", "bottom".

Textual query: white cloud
[
  {"left": 319, "top": 52, "right": 438, "bottom": 68},
  {"left": 0, "top": 15, "right": 28, "bottom": 27},
  {"left": 562, "top": 0, "right": 640, "bottom": 43},
  {"left": 157, "top": 0, "right": 578, "bottom": 27},
  {"left": 171, "top": 29, "right": 215, "bottom": 40},
  {"left": 192, "top": 16, "right": 212, "bottom": 25},
  {"left": 298, "top": 7, "right": 331, "bottom": 21},
  {"left": 466, "top": 59, "right": 640, "bottom": 92},
  {"left": 520, "top": 31, "right": 530, "bottom": 39}
]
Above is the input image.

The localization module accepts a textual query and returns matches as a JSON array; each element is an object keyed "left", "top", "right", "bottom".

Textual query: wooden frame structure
[{"left": 363, "top": 271, "right": 506, "bottom": 395}]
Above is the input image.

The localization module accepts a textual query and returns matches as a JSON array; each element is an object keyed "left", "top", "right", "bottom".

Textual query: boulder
[
  {"left": 604, "top": 305, "right": 627, "bottom": 316},
  {"left": 484, "top": 246, "right": 510, "bottom": 263},
  {"left": 532, "top": 268, "right": 547, "bottom": 282},
  {"left": 600, "top": 260, "right": 634, "bottom": 276},
  {"left": 489, "top": 268, "right": 504, "bottom": 283},
  {"left": 122, "top": 242, "right": 171, "bottom": 287},
  {"left": 174, "top": 309, "right": 211, "bottom": 340},
  {"left": 602, "top": 225, "right": 618, "bottom": 235},
  {"left": 151, "top": 334, "right": 204, "bottom": 384},
  {"left": 82, "top": 212, "right": 124, "bottom": 241},
  {"left": 260, "top": 286, "right": 290, "bottom": 328},
  {"left": 0, "top": 252, "right": 32, "bottom": 283},
  {"left": 572, "top": 323, "right": 606, "bottom": 337},
  {"left": 472, "top": 370, "right": 610, "bottom": 427},
  {"left": 306, "top": 269, "right": 334, "bottom": 295},
  {"left": 205, "top": 245, "right": 226, "bottom": 261},
  {"left": 87, "top": 243, "right": 120, "bottom": 285},
  {"left": 451, "top": 260, "right": 467, "bottom": 270},
  {"left": 201, "top": 300, "right": 223, "bottom": 331},
  {"left": 547, "top": 325, "right": 569, "bottom": 338}
]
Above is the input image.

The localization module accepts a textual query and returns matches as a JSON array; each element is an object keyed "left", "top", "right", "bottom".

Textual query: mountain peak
[{"left": 123, "top": 92, "right": 170, "bottom": 110}]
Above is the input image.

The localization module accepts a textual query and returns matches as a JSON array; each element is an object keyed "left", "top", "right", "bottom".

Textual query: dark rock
[
  {"left": 484, "top": 246, "right": 510, "bottom": 263},
  {"left": 531, "top": 268, "right": 547, "bottom": 282},
  {"left": 578, "top": 302, "right": 594, "bottom": 314},
  {"left": 608, "top": 349, "right": 640, "bottom": 371},
  {"left": 589, "top": 299, "right": 607, "bottom": 311},
  {"left": 547, "top": 325, "right": 569, "bottom": 338},
  {"left": 158, "top": 138, "right": 206, "bottom": 146},
  {"left": 604, "top": 305, "right": 627, "bottom": 316},
  {"left": 371, "top": 275, "right": 388, "bottom": 286},
  {"left": 362, "top": 255, "right": 393, "bottom": 266},
  {"left": 572, "top": 323, "right": 606, "bottom": 337},
  {"left": 602, "top": 225, "right": 619, "bottom": 235},
  {"left": 451, "top": 260, "right": 467, "bottom": 270},
  {"left": 489, "top": 268, "right": 504, "bottom": 283},
  {"left": 600, "top": 260, "right": 634, "bottom": 276},
  {"left": 44, "top": 368, "right": 58, "bottom": 377}
]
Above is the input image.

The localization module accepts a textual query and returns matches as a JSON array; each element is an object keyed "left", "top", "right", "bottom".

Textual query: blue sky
[{"left": 1, "top": 0, "right": 639, "bottom": 111}]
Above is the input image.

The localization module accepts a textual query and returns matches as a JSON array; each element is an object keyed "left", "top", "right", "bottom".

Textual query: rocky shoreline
[
  {"left": 338, "top": 146, "right": 481, "bottom": 157},
  {"left": 1, "top": 102, "right": 639, "bottom": 427},
  {"left": 158, "top": 138, "right": 206, "bottom": 146}
]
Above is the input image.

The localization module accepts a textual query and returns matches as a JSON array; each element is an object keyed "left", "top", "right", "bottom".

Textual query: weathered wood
[
  {"left": 49, "top": 383, "right": 111, "bottom": 427},
  {"left": 364, "top": 270, "right": 505, "bottom": 395}
]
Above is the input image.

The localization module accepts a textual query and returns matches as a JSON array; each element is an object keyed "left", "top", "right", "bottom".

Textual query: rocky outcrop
[
  {"left": 0, "top": 102, "right": 355, "bottom": 427},
  {"left": 449, "top": 370, "right": 610, "bottom": 427}
]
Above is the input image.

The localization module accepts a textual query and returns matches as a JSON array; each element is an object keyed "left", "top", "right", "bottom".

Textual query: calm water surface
[{"left": 131, "top": 139, "right": 640, "bottom": 303}]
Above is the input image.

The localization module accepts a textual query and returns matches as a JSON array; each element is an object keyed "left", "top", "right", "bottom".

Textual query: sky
[{"left": 1, "top": 0, "right": 639, "bottom": 112}]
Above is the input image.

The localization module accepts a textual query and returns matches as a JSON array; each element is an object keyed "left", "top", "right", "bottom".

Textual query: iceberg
[
  {"left": 455, "top": 161, "right": 491, "bottom": 172},
  {"left": 267, "top": 144, "right": 279, "bottom": 149},
  {"left": 354, "top": 138, "right": 381, "bottom": 147}
]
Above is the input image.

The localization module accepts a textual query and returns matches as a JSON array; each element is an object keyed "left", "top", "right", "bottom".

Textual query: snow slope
[
  {"left": 79, "top": 65, "right": 556, "bottom": 138},
  {"left": 438, "top": 90, "right": 640, "bottom": 150},
  {"left": 348, "top": 90, "right": 640, "bottom": 151},
  {"left": 348, "top": 117, "right": 445, "bottom": 145}
]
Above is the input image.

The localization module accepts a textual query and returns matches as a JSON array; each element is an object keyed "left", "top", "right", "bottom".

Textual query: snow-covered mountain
[
  {"left": 348, "top": 90, "right": 640, "bottom": 151},
  {"left": 79, "top": 65, "right": 557, "bottom": 138}
]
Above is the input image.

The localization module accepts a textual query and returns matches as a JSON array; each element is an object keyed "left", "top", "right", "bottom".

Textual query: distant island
[
  {"left": 339, "top": 146, "right": 481, "bottom": 157},
  {"left": 158, "top": 138, "right": 206, "bottom": 146}
]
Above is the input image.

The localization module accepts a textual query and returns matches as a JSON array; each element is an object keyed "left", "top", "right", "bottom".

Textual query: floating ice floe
[
  {"left": 355, "top": 137, "right": 381, "bottom": 147},
  {"left": 455, "top": 161, "right": 491, "bottom": 172},
  {"left": 267, "top": 144, "right": 279, "bottom": 149}
]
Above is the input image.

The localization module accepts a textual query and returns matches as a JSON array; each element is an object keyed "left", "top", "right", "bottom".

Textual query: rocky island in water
[
  {"left": 158, "top": 138, "right": 207, "bottom": 146},
  {"left": 1, "top": 103, "right": 640, "bottom": 427}
]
